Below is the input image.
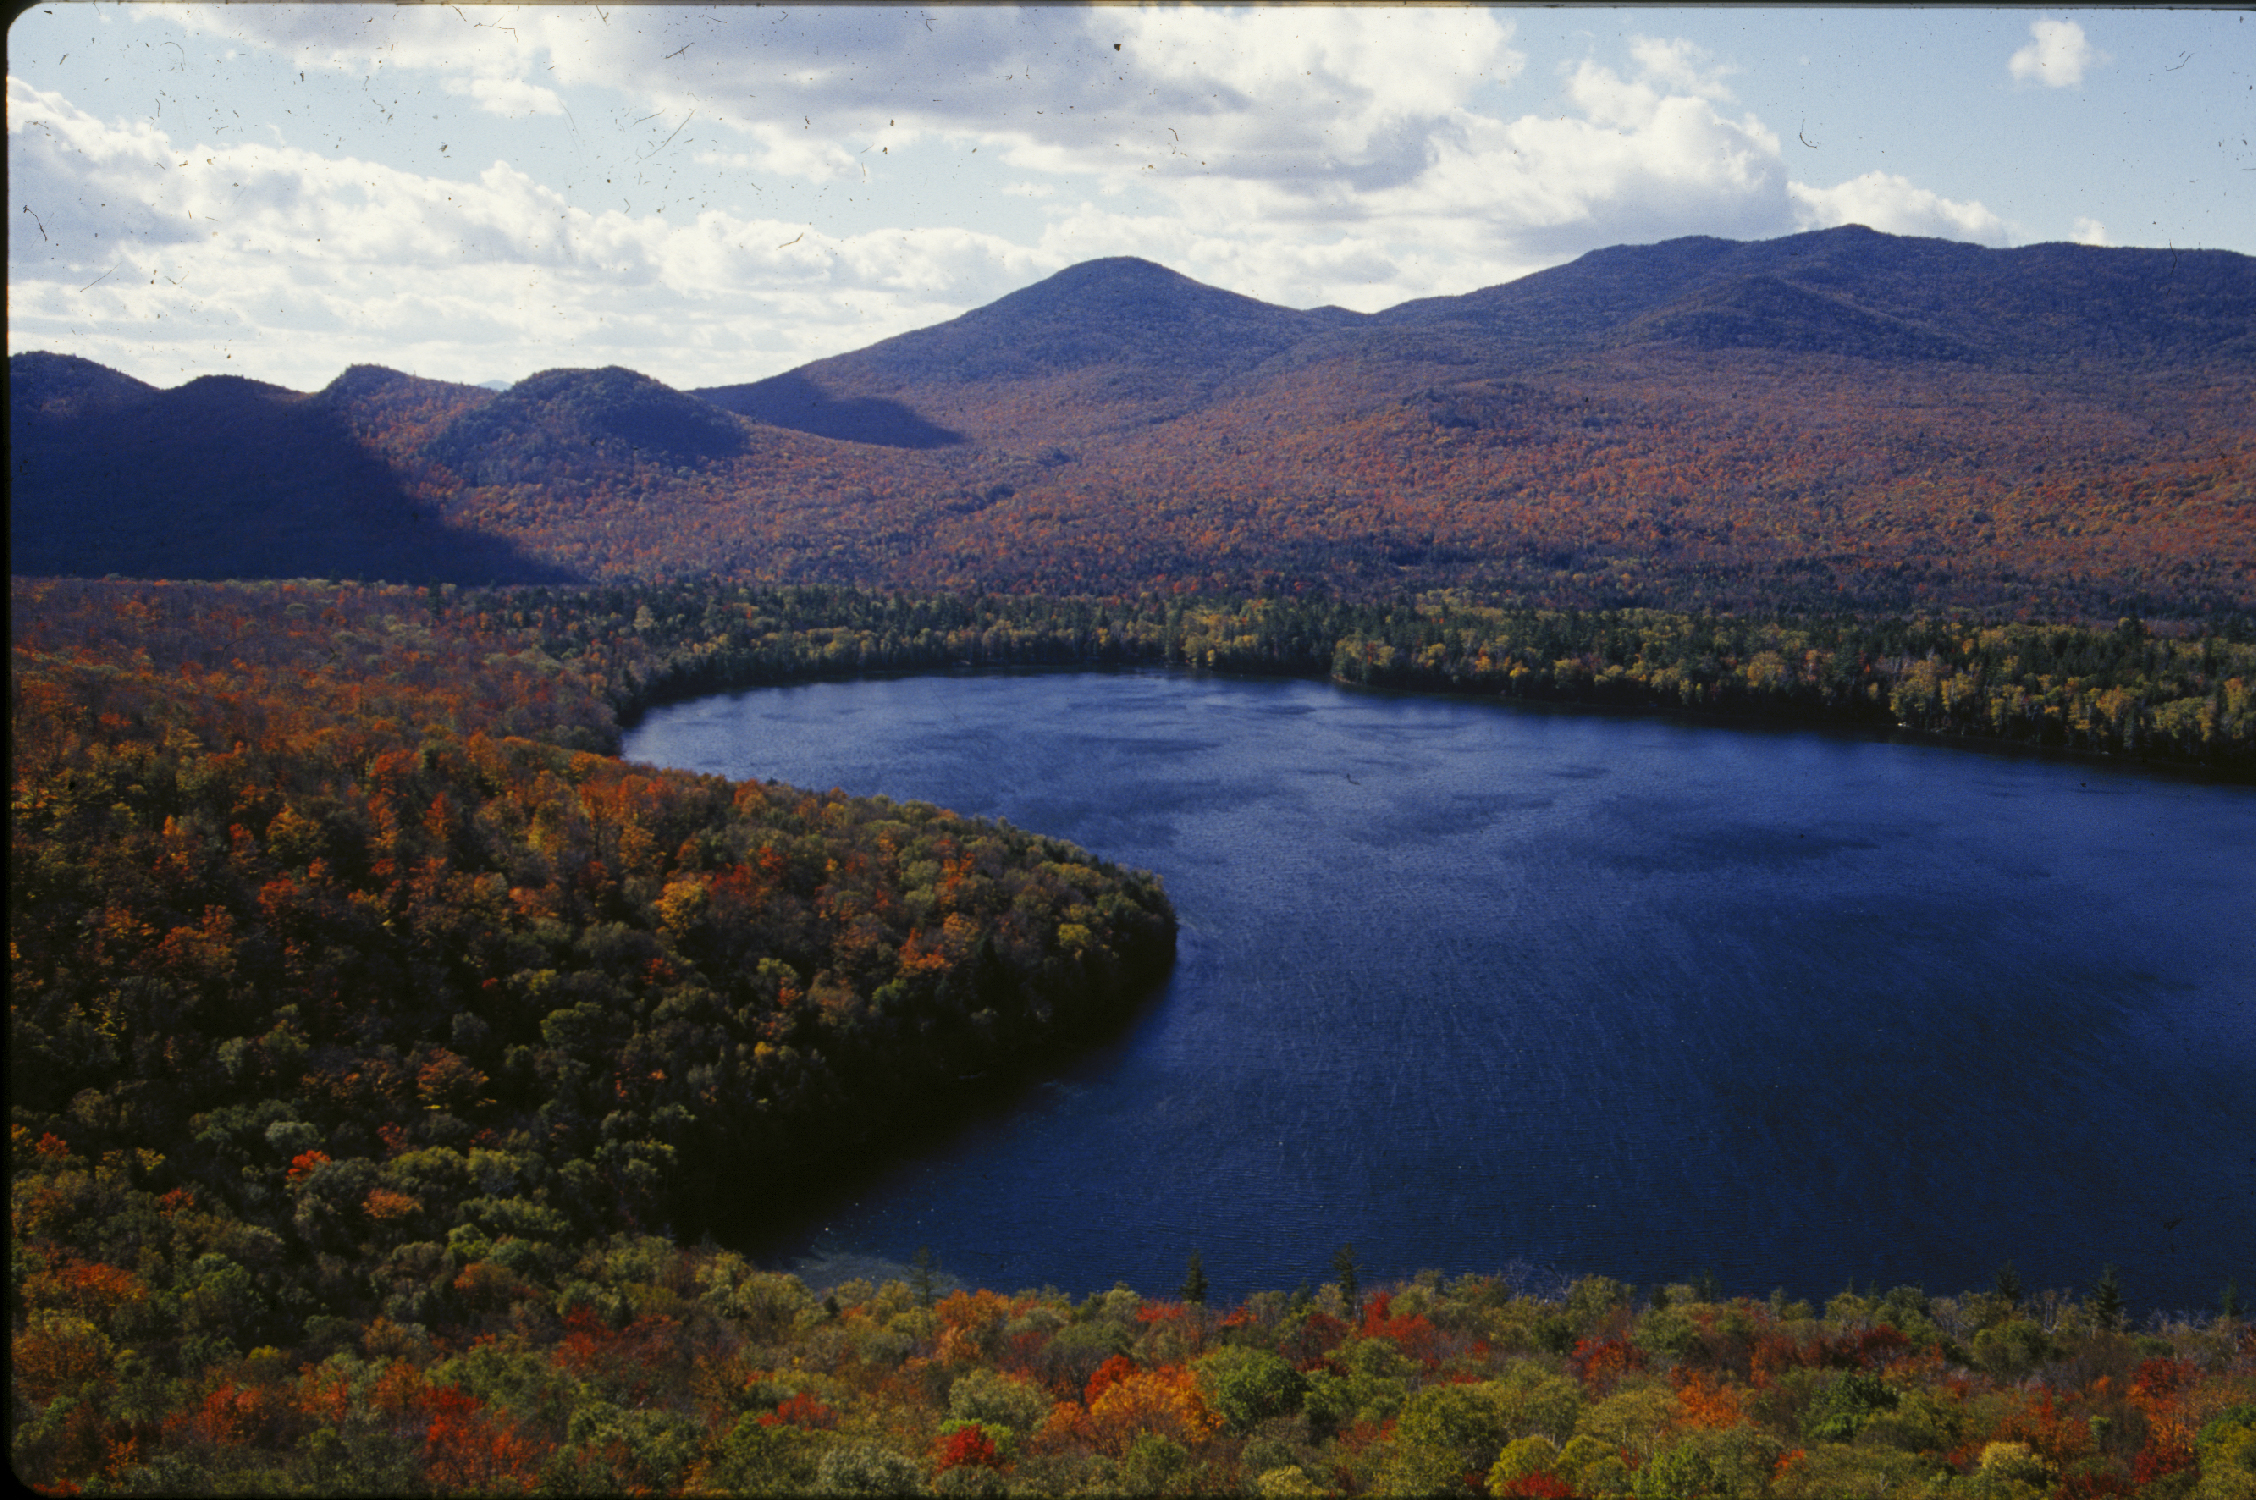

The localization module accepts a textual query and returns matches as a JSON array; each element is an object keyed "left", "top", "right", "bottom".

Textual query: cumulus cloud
[
  {"left": 450, "top": 74, "right": 564, "bottom": 118},
  {"left": 6, "top": 75, "right": 1043, "bottom": 389},
  {"left": 1310, "top": 39, "right": 1793, "bottom": 291},
  {"left": 2071, "top": 216, "right": 2109, "bottom": 246},
  {"left": 14, "top": 9, "right": 2046, "bottom": 386},
  {"left": 2009, "top": 19, "right": 2107, "bottom": 88},
  {"left": 1788, "top": 171, "right": 2012, "bottom": 246},
  {"left": 1622, "top": 36, "right": 1741, "bottom": 105},
  {"left": 1018, "top": 33, "right": 1803, "bottom": 314},
  {"left": 151, "top": 4, "right": 1527, "bottom": 196},
  {"left": 700, "top": 124, "right": 864, "bottom": 186},
  {"left": 1094, "top": 5, "right": 1523, "bottom": 191}
]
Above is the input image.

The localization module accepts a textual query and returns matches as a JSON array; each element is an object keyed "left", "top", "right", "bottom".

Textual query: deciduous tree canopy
[{"left": 11, "top": 573, "right": 2252, "bottom": 1494}]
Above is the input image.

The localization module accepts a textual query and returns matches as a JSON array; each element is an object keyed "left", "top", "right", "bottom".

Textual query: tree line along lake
[{"left": 621, "top": 667, "right": 2256, "bottom": 1315}]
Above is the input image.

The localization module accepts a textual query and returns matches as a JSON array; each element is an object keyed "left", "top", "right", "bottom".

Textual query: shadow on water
[{"left": 697, "top": 957, "right": 1179, "bottom": 1266}]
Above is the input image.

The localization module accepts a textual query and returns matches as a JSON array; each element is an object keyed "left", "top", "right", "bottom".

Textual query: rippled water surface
[{"left": 624, "top": 671, "right": 2255, "bottom": 1309}]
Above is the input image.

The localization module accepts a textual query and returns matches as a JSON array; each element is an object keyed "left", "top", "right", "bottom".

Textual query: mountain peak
[
  {"left": 424, "top": 365, "right": 751, "bottom": 485},
  {"left": 984, "top": 256, "right": 1345, "bottom": 338},
  {"left": 9, "top": 350, "right": 159, "bottom": 420},
  {"left": 172, "top": 373, "right": 300, "bottom": 403},
  {"left": 698, "top": 256, "right": 1367, "bottom": 445},
  {"left": 837, "top": 258, "right": 1332, "bottom": 384},
  {"left": 316, "top": 363, "right": 450, "bottom": 403}
]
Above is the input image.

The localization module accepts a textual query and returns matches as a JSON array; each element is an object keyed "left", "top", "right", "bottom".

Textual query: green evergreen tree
[
  {"left": 1333, "top": 1244, "right": 1360, "bottom": 1322},
  {"left": 2091, "top": 1264, "right": 2124, "bottom": 1332},
  {"left": 1993, "top": 1261, "right": 2023, "bottom": 1310}
]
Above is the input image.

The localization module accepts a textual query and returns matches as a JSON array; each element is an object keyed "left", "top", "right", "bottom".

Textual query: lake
[{"left": 623, "top": 669, "right": 2255, "bottom": 1314}]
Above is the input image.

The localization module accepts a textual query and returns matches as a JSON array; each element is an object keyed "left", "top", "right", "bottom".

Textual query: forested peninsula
[{"left": 11, "top": 575, "right": 2256, "bottom": 1498}]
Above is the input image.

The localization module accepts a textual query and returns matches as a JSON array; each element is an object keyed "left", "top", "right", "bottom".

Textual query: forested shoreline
[
  {"left": 11, "top": 574, "right": 2255, "bottom": 1497},
  {"left": 480, "top": 583, "right": 2255, "bottom": 779}
]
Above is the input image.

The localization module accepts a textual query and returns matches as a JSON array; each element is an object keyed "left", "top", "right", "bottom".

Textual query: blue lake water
[{"left": 623, "top": 670, "right": 2255, "bottom": 1314}]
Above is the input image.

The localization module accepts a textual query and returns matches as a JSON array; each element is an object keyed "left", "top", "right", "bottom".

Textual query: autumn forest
[
  {"left": 13, "top": 230, "right": 2253, "bottom": 617},
  {"left": 11, "top": 226, "right": 2256, "bottom": 1496}
]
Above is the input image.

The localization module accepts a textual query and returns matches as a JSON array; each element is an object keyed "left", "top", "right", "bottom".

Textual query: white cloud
[
  {"left": 2071, "top": 216, "right": 2109, "bottom": 246},
  {"left": 151, "top": 5, "right": 1526, "bottom": 198},
  {"left": 1095, "top": 5, "right": 1524, "bottom": 190},
  {"left": 14, "top": 11, "right": 2058, "bottom": 388},
  {"left": 450, "top": 74, "right": 564, "bottom": 119},
  {"left": 1624, "top": 35, "right": 1738, "bottom": 104},
  {"left": 1080, "top": 22, "right": 1802, "bottom": 297},
  {"left": 1788, "top": 172, "right": 2012, "bottom": 246},
  {"left": 1005, "top": 31, "right": 1800, "bottom": 309},
  {"left": 1377, "top": 53, "right": 1793, "bottom": 264},
  {"left": 6, "top": 75, "right": 1043, "bottom": 389},
  {"left": 2009, "top": 19, "right": 2107, "bottom": 89},
  {"left": 725, "top": 122, "right": 864, "bottom": 185}
]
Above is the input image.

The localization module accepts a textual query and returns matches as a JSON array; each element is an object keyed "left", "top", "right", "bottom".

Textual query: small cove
[{"left": 623, "top": 669, "right": 2255, "bottom": 1311}]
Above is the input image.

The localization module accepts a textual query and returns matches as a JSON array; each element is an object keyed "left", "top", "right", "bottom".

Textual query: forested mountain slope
[
  {"left": 1366, "top": 227, "right": 2255, "bottom": 373},
  {"left": 12, "top": 228, "right": 2252, "bottom": 616}
]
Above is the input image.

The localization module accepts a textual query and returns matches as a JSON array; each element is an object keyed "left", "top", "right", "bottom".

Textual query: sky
[{"left": 7, "top": 4, "right": 2251, "bottom": 393}]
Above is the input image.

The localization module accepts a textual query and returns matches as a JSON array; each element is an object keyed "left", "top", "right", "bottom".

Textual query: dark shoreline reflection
[{"left": 626, "top": 669, "right": 2256, "bottom": 1311}]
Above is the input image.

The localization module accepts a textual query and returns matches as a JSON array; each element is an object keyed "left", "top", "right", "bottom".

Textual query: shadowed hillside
[
  {"left": 8, "top": 348, "right": 159, "bottom": 418},
  {"left": 694, "top": 370, "right": 967, "bottom": 449},
  {"left": 8, "top": 353, "right": 568, "bottom": 585}
]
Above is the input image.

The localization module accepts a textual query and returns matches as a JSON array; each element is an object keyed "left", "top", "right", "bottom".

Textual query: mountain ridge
[
  {"left": 12, "top": 227, "right": 2253, "bottom": 615},
  {"left": 423, "top": 366, "right": 755, "bottom": 486},
  {"left": 695, "top": 255, "right": 1369, "bottom": 446}
]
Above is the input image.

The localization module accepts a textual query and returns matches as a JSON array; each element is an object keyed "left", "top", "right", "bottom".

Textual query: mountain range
[{"left": 11, "top": 226, "right": 2253, "bottom": 615}]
